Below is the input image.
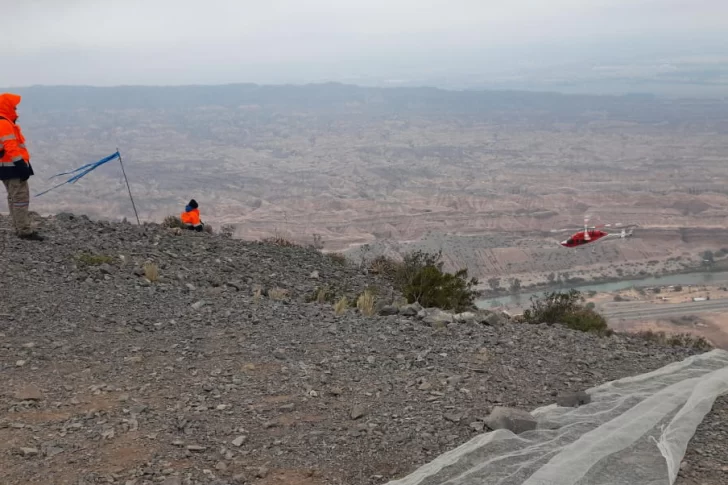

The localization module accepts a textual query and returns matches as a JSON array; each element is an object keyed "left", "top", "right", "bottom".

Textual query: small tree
[
  {"left": 487, "top": 277, "right": 501, "bottom": 291},
  {"left": 509, "top": 278, "right": 521, "bottom": 293}
]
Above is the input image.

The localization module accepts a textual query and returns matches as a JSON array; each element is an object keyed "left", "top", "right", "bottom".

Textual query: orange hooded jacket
[
  {"left": 0, "top": 93, "right": 33, "bottom": 181},
  {"left": 181, "top": 208, "right": 201, "bottom": 226}
]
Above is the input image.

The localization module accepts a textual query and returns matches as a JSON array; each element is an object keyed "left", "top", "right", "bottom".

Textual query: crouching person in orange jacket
[
  {"left": 180, "top": 199, "right": 204, "bottom": 232},
  {"left": 0, "top": 93, "right": 43, "bottom": 241}
]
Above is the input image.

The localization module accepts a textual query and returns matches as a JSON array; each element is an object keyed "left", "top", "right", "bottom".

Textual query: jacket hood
[{"left": 0, "top": 93, "right": 20, "bottom": 122}]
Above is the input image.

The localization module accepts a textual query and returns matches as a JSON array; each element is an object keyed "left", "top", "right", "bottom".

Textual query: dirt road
[{"left": 601, "top": 299, "right": 728, "bottom": 321}]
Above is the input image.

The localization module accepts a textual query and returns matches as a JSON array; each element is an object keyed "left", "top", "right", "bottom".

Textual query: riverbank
[{"left": 476, "top": 268, "right": 728, "bottom": 309}]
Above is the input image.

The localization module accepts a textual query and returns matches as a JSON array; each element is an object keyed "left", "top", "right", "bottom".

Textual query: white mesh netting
[{"left": 386, "top": 349, "right": 728, "bottom": 485}]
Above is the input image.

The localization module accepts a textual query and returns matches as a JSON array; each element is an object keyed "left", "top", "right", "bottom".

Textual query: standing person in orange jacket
[
  {"left": 180, "top": 199, "right": 204, "bottom": 232},
  {"left": 0, "top": 93, "right": 43, "bottom": 240}
]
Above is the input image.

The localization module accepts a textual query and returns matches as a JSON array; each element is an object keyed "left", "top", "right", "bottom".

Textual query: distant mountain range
[{"left": 5, "top": 83, "right": 728, "bottom": 126}]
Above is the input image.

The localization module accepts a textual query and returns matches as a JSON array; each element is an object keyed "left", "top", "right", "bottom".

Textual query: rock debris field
[{"left": 0, "top": 214, "right": 725, "bottom": 485}]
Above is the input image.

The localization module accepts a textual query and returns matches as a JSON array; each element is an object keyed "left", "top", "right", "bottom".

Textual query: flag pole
[{"left": 116, "top": 148, "right": 141, "bottom": 225}]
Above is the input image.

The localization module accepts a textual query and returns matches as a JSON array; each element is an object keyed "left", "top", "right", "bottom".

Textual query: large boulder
[
  {"left": 556, "top": 391, "right": 591, "bottom": 408},
  {"left": 400, "top": 302, "right": 423, "bottom": 317},
  {"left": 421, "top": 308, "right": 454, "bottom": 327},
  {"left": 379, "top": 305, "right": 400, "bottom": 316},
  {"left": 476, "top": 310, "right": 510, "bottom": 326},
  {"left": 484, "top": 406, "right": 538, "bottom": 434},
  {"left": 454, "top": 311, "right": 478, "bottom": 324}
]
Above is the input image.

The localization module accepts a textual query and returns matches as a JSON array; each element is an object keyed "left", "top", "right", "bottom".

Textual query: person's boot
[{"left": 18, "top": 232, "right": 44, "bottom": 241}]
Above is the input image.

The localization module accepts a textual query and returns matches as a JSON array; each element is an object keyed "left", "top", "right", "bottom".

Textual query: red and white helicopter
[{"left": 551, "top": 218, "right": 636, "bottom": 248}]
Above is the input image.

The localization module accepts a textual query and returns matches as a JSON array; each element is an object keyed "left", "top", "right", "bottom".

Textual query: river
[{"left": 476, "top": 270, "right": 728, "bottom": 309}]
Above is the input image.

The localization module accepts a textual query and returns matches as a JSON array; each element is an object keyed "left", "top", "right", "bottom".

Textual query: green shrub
[
  {"left": 397, "top": 250, "right": 478, "bottom": 312},
  {"left": 76, "top": 252, "right": 115, "bottom": 266},
  {"left": 367, "top": 250, "right": 478, "bottom": 312},
  {"left": 523, "top": 289, "right": 609, "bottom": 334},
  {"left": 561, "top": 308, "right": 609, "bottom": 334}
]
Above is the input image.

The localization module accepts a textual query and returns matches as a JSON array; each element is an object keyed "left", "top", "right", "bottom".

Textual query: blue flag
[{"left": 35, "top": 151, "right": 120, "bottom": 197}]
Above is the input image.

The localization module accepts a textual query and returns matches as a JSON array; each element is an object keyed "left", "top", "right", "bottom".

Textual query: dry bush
[
  {"left": 220, "top": 224, "right": 236, "bottom": 239},
  {"left": 327, "top": 252, "right": 348, "bottom": 266},
  {"left": 306, "top": 286, "right": 336, "bottom": 304},
  {"left": 635, "top": 330, "right": 712, "bottom": 350},
  {"left": 357, "top": 290, "right": 376, "bottom": 316},
  {"left": 316, "top": 287, "right": 331, "bottom": 304},
  {"left": 368, "top": 255, "right": 402, "bottom": 278},
  {"left": 162, "top": 215, "right": 186, "bottom": 229},
  {"left": 268, "top": 287, "right": 289, "bottom": 300},
  {"left": 312, "top": 233, "right": 324, "bottom": 250},
  {"left": 143, "top": 262, "right": 159, "bottom": 282},
  {"left": 252, "top": 286, "right": 263, "bottom": 301},
  {"left": 334, "top": 296, "right": 349, "bottom": 316},
  {"left": 261, "top": 236, "right": 299, "bottom": 248}
]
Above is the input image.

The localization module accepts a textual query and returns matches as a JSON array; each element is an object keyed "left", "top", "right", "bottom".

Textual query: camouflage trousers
[{"left": 2, "top": 179, "right": 32, "bottom": 235}]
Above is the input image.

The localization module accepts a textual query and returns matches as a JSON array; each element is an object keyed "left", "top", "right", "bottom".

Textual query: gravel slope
[
  {"left": 675, "top": 396, "right": 728, "bottom": 485},
  {"left": 0, "top": 214, "right": 723, "bottom": 485}
]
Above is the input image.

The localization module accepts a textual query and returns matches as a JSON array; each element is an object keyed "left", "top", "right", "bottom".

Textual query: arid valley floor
[{"left": 12, "top": 84, "right": 728, "bottom": 343}]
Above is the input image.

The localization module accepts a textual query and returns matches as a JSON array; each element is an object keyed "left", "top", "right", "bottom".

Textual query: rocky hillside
[{"left": 0, "top": 214, "right": 724, "bottom": 485}]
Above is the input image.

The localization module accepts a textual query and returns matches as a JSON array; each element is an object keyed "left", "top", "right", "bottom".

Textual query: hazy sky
[{"left": 3, "top": 0, "right": 728, "bottom": 86}]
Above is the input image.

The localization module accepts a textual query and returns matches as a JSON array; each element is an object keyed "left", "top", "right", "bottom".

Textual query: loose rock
[
  {"left": 350, "top": 405, "right": 367, "bottom": 420},
  {"left": 231, "top": 436, "right": 247, "bottom": 447},
  {"left": 556, "top": 391, "right": 592, "bottom": 408},
  {"left": 484, "top": 407, "right": 538, "bottom": 434}
]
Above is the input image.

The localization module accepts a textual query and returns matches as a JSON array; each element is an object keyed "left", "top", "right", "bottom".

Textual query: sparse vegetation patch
[
  {"left": 76, "top": 252, "right": 115, "bottom": 266},
  {"left": 372, "top": 250, "right": 479, "bottom": 312},
  {"left": 162, "top": 215, "right": 186, "bottom": 229},
  {"left": 523, "top": 289, "right": 609, "bottom": 335},
  {"left": 634, "top": 330, "right": 712, "bottom": 350}
]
